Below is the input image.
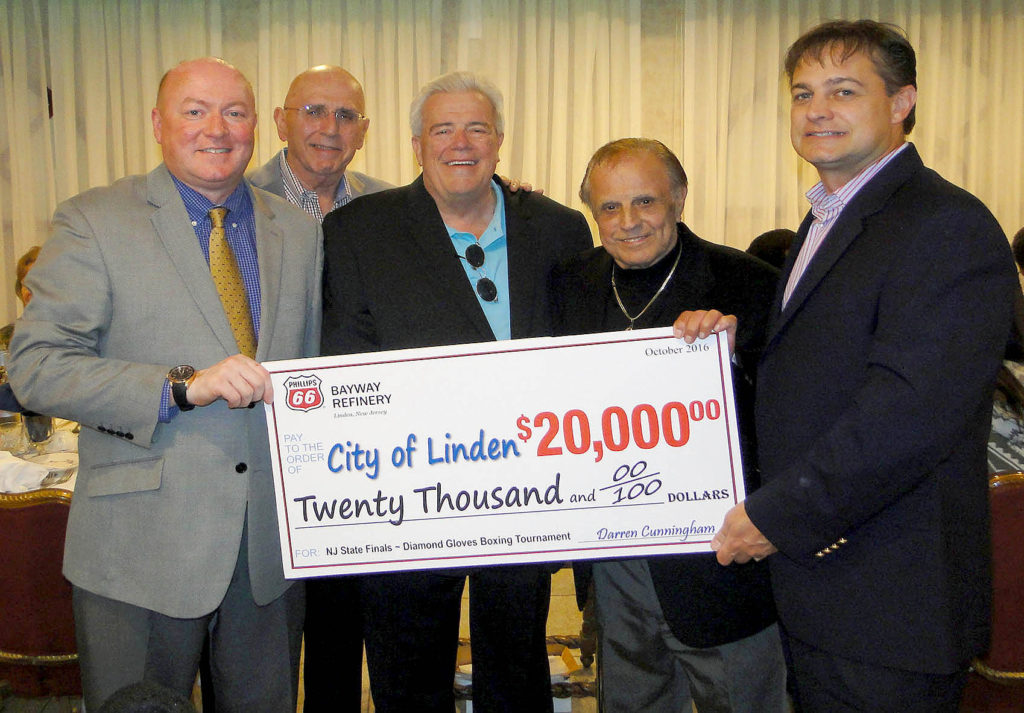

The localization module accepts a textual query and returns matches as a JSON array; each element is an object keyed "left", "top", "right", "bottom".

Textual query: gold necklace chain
[{"left": 610, "top": 245, "right": 682, "bottom": 330}]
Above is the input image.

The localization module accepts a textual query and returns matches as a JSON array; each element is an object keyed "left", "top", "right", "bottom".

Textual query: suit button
[{"left": 235, "top": 463, "right": 247, "bottom": 473}]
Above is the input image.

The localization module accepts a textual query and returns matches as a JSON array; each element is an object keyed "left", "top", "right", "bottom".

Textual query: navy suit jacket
[
  {"left": 550, "top": 224, "right": 780, "bottom": 647},
  {"left": 747, "top": 144, "right": 1017, "bottom": 673},
  {"left": 0, "top": 383, "right": 20, "bottom": 412}
]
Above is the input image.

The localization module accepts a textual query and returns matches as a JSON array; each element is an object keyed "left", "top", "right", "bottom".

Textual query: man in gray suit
[
  {"left": 8, "top": 57, "right": 322, "bottom": 712},
  {"left": 249, "top": 63, "right": 388, "bottom": 713},
  {"left": 248, "top": 65, "right": 392, "bottom": 221}
]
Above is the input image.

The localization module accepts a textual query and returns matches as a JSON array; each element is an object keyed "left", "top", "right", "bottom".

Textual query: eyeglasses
[
  {"left": 460, "top": 243, "right": 498, "bottom": 302},
  {"left": 283, "top": 105, "right": 367, "bottom": 124}
]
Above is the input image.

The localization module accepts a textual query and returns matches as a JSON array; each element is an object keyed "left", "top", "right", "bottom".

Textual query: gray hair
[{"left": 409, "top": 71, "right": 505, "bottom": 136}]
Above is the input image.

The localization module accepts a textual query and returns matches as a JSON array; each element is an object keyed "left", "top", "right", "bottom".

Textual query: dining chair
[
  {"left": 0, "top": 487, "right": 82, "bottom": 700},
  {"left": 960, "top": 471, "right": 1024, "bottom": 712}
]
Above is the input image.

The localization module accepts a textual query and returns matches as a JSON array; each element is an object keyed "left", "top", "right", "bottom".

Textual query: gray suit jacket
[
  {"left": 248, "top": 149, "right": 393, "bottom": 207},
  {"left": 9, "top": 164, "right": 323, "bottom": 618}
]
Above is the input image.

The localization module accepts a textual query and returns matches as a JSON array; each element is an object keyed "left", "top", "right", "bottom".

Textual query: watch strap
[
  {"left": 171, "top": 378, "right": 194, "bottom": 411},
  {"left": 168, "top": 365, "right": 196, "bottom": 412}
]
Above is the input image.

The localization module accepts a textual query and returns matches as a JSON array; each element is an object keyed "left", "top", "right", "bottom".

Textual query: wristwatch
[{"left": 167, "top": 365, "right": 197, "bottom": 412}]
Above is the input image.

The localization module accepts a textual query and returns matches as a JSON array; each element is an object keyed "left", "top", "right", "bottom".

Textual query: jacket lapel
[
  {"left": 250, "top": 185, "right": 285, "bottom": 360},
  {"left": 147, "top": 165, "right": 240, "bottom": 357},
  {"left": 347, "top": 172, "right": 367, "bottom": 197},
  {"left": 768, "top": 145, "right": 924, "bottom": 343},
  {"left": 647, "top": 225, "right": 714, "bottom": 325},
  {"left": 505, "top": 181, "right": 547, "bottom": 338},
  {"left": 578, "top": 251, "right": 616, "bottom": 333},
  {"left": 765, "top": 213, "right": 812, "bottom": 340},
  {"left": 405, "top": 176, "right": 495, "bottom": 340}
]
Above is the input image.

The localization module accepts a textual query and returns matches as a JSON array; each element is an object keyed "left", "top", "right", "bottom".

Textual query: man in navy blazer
[
  {"left": 709, "top": 20, "right": 1018, "bottom": 712},
  {"left": 320, "top": 72, "right": 592, "bottom": 713}
]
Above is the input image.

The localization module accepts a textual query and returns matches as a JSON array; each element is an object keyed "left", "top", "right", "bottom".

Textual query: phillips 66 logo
[{"left": 283, "top": 374, "right": 324, "bottom": 412}]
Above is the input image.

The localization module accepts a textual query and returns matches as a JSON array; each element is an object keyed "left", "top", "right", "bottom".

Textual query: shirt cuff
[{"left": 158, "top": 379, "right": 178, "bottom": 423}]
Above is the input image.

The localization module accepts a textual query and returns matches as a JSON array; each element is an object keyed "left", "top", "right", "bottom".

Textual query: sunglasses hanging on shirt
[{"left": 461, "top": 243, "right": 498, "bottom": 302}]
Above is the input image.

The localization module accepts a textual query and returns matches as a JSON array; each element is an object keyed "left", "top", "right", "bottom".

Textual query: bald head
[
  {"left": 284, "top": 65, "right": 365, "bottom": 113},
  {"left": 157, "top": 57, "right": 254, "bottom": 111},
  {"left": 152, "top": 57, "right": 257, "bottom": 203},
  {"left": 274, "top": 65, "right": 370, "bottom": 194}
]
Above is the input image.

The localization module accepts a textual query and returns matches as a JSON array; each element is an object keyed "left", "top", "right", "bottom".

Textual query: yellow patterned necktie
[{"left": 208, "top": 206, "right": 257, "bottom": 358}]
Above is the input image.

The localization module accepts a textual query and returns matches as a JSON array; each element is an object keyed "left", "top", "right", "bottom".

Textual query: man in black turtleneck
[{"left": 549, "top": 138, "right": 785, "bottom": 713}]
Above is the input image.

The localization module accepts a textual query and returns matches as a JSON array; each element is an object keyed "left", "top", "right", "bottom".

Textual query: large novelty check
[{"left": 263, "top": 328, "right": 745, "bottom": 578}]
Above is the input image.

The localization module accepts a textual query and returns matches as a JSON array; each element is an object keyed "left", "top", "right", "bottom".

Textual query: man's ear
[
  {"left": 673, "top": 186, "right": 688, "bottom": 219},
  {"left": 412, "top": 135, "right": 423, "bottom": 167},
  {"left": 891, "top": 84, "right": 917, "bottom": 126},
  {"left": 273, "top": 107, "right": 288, "bottom": 142},
  {"left": 152, "top": 107, "right": 163, "bottom": 144}
]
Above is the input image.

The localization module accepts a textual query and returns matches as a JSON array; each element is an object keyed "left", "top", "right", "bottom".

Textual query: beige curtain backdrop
[{"left": 2, "top": 0, "right": 1022, "bottom": 327}]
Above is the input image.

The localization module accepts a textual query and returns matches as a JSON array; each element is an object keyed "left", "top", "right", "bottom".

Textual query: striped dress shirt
[{"left": 782, "top": 142, "right": 910, "bottom": 308}]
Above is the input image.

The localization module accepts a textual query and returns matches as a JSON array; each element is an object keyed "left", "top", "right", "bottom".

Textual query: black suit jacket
[
  {"left": 322, "top": 175, "right": 592, "bottom": 354},
  {"left": 747, "top": 144, "right": 1017, "bottom": 673},
  {"left": 549, "top": 224, "right": 780, "bottom": 648},
  {"left": 319, "top": 175, "right": 591, "bottom": 712}
]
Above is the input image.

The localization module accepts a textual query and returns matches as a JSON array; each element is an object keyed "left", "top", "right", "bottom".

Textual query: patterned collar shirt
[
  {"left": 782, "top": 142, "right": 910, "bottom": 308},
  {"left": 279, "top": 148, "right": 351, "bottom": 222},
  {"left": 160, "top": 176, "right": 260, "bottom": 421}
]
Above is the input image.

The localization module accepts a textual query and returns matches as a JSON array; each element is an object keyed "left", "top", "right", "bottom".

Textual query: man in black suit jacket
[
  {"left": 320, "top": 71, "right": 592, "bottom": 713},
  {"left": 550, "top": 138, "right": 786, "bottom": 712},
  {"left": 710, "top": 20, "right": 1018, "bottom": 712}
]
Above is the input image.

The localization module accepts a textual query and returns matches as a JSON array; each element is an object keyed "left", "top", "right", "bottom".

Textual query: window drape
[{"left": 3, "top": 0, "right": 1022, "bottom": 326}]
